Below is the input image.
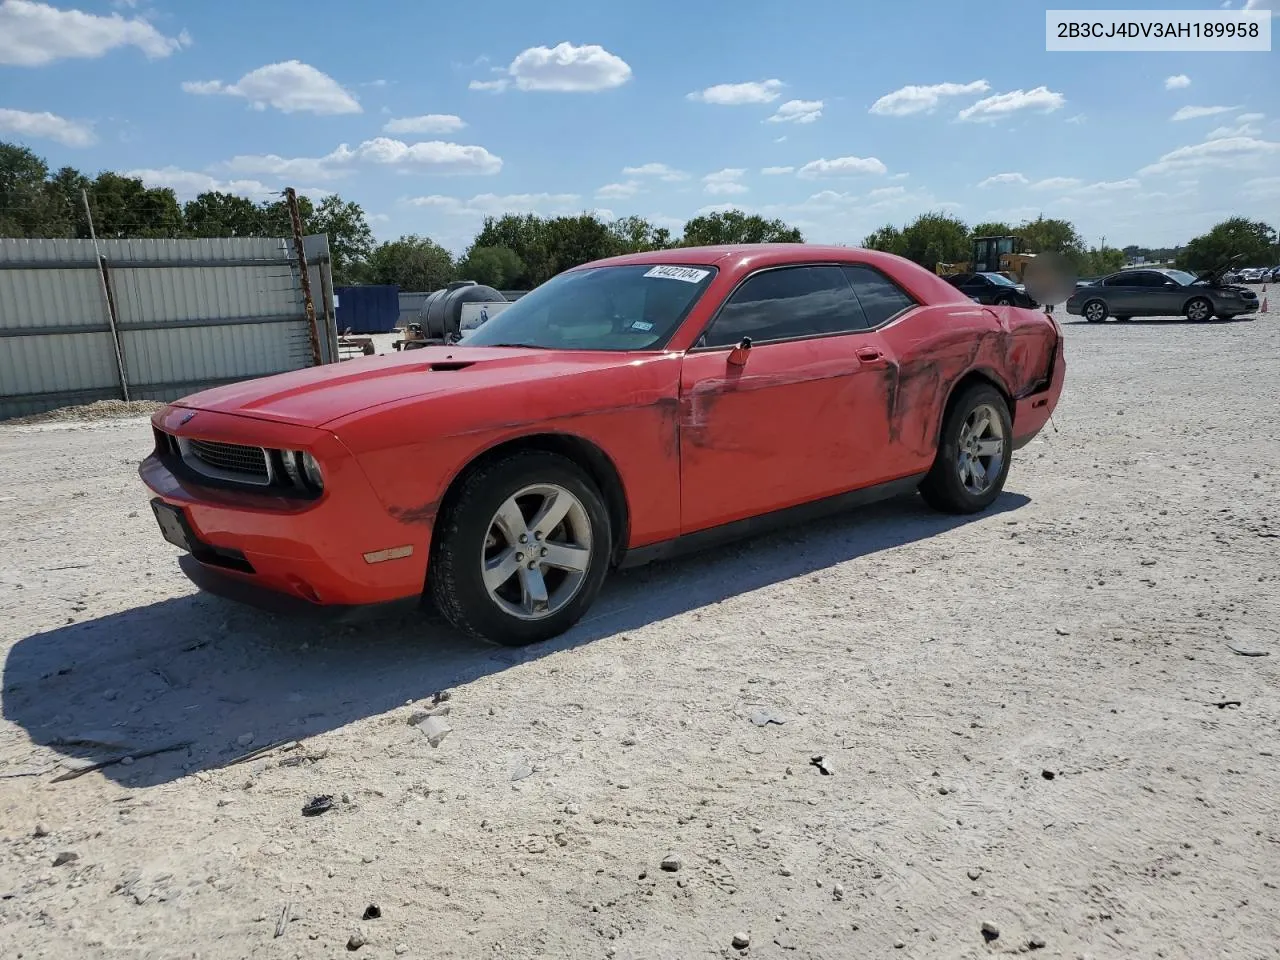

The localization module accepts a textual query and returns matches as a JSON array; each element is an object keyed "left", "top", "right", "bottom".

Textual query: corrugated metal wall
[{"left": 0, "top": 235, "right": 336, "bottom": 420}]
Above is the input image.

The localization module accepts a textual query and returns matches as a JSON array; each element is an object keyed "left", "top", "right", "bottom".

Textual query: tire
[
  {"left": 994, "top": 295, "right": 1013, "bottom": 306},
  {"left": 919, "top": 383, "right": 1013, "bottom": 515},
  {"left": 1083, "top": 299, "right": 1108, "bottom": 323},
  {"left": 1115, "top": 315, "right": 1132, "bottom": 323},
  {"left": 1185, "top": 297, "right": 1212, "bottom": 322},
  {"left": 429, "top": 450, "right": 612, "bottom": 646}
]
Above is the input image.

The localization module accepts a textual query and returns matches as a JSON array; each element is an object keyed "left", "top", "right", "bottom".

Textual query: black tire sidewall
[
  {"left": 432, "top": 452, "right": 612, "bottom": 646},
  {"left": 1084, "top": 299, "right": 1108, "bottom": 323},
  {"left": 921, "top": 384, "right": 1013, "bottom": 514},
  {"left": 1186, "top": 297, "right": 1212, "bottom": 322}
]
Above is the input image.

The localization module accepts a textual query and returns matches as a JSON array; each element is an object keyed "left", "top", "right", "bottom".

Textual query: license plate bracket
[{"left": 151, "top": 498, "right": 195, "bottom": 552}]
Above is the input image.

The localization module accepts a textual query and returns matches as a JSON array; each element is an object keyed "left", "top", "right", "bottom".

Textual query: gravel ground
[{"left": 1, "top": 309, "right": 1278, "bottom": 960}]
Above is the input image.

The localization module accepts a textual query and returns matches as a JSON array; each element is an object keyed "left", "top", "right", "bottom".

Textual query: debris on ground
[
  {"left": 731, "top": 932, "right": 750, "bottom": 949},
  {"left": 981, "top": 921, "right": 1000, "bottom": 942},
  {"left": 3, "top": 400, "right": 165, "bottom": 425},
  {"left": 810, "top": 756, "right": 833, "bottom": 776},
  {"left": 301, "top": 795, "right": 334, "bottom": 817},
  {"left": 660, "top": 853, "right": 682, "bottom": 872},
  {"left": 412, "top": 714, "right": 453, "bottom": 747},
  {"left": 747, "top": 706, "right": 787, "bottom": 726}
]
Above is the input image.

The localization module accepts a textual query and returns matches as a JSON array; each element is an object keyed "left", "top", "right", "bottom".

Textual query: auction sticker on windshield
[{"left": 644, "top": 265, "right": 710, "bottom": 283}]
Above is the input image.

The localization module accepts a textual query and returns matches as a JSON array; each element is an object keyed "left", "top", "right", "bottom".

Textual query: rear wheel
[
  {"left": 430, "top": 451, "right": 612, "bottom": 646},
  {"left": 1185, "top": 297, "right": 1212, "bottom": 322},
  {"left": 919, "top": 383, "right": 1013, "bottom": 514},
  {"left": 994, "top": 295, "right": 1013, "bottom": 306},
  {"left": 1083, "top": 299, "right": 1108, "bottom": 323}
]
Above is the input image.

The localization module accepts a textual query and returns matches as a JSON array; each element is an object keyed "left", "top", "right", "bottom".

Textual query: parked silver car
[{"left": 1065, "top": 261, "right": 1259, "bottom": 323}]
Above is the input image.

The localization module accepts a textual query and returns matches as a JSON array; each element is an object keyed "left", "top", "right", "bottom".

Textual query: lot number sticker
[{"left": 644, "top": 265, "right": 710, "bottom": 284}]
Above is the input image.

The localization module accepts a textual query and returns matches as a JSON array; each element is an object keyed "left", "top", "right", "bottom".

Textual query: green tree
[
  {"left": 1016, "top": 216, "right": 1084, "bottom": 259},
  {"left": 259, "top": 193, "right": 314, "bottom": 236},
  {"left": 1175, "top": 217, "right": 1277, "bottom": 272},
  {"left": 895, "top": 211, "right": 970, "bottom": 268},
  {"left": 0, "top": 142, "right": 57, "bottom": 237},
  {"left": 183, "top": 191, "right": 266, "bottom": 237},
  {"left": 969, "top": 221, "right": 1016, "bottom": 239},
  {"left": 541, "top": 213, "right": 623, "bottom": 276},
  {"left": 862, "top": 224, "right": 904, "bottom": 255},
  {"left": 44, "top": 166, "right": 92, "bottom": 238},
  {"left": 609, "top": 214, "right": 674, "bottom": 253},
  {"left": 457, "top": 244, "right": 525, "bottom": 288},
  {"left": 87, "top": 171, "right": 183, "bottom": 239},
  {"left": 310, "top": 194, "right": 375, "bottom": 284},
  {"left": 366, "top": 234, "right": 455, "bottom": 290},
  {"left": 471, "top": 213, "right": 556, "bottom": 287},
  {"left": 679, "top": 209, "right": 804, "bottom": 246}
]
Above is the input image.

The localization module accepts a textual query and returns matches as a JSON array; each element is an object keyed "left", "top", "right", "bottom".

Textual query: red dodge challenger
[{"left": 141, "top": 245, "right": 1065, "bottom": 645}]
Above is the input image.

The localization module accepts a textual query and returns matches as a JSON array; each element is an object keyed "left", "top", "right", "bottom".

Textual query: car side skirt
[{"left": 617, "top": 472, "right": 927, "bottom": 570}]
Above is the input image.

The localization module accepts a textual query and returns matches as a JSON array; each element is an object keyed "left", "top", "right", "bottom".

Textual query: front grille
[{"left": 187, "top": 438, "right": 270, "bottom": 483}]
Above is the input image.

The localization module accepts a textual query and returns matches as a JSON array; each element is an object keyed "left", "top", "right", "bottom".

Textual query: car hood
[
  {"left": 172, "top": 346, "right": 657, "bottom": 428},
  {"left": 1196, "top": 254, "right": 1244, "bottom": 286}
]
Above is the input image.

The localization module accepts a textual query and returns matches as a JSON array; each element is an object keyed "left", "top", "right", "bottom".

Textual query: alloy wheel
[{"left": 956, "top": 404, "right": 1006, "bottom": 496}]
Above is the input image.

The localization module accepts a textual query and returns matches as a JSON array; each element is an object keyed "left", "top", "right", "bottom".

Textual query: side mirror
[{"left": 727, "top": 336, "right": 752, "bottom": 367}]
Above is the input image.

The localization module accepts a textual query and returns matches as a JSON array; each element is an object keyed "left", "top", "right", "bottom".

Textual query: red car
[{"left": 140, "top": 245, "right": 1065, "bottom": 645}]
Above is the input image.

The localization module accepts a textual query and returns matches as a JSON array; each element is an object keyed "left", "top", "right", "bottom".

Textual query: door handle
[{"left": 856, "top": 347, "right": 888, "bottom": 366}]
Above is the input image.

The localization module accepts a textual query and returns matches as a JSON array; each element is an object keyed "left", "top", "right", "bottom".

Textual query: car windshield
[
  {"left": 461, "top": 264, "right": 718, "bottom": 351},
  {"left": 979, "top": 272, "right": 1018, "bottom": 287},
  {"left": 1164, "top": 269, "right": 1199, "bottom": 285}
]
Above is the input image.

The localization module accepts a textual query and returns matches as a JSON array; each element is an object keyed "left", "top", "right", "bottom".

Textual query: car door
[
  {"left": 1102, "top": 271, "right": 1145, "bottom": 315},
  {"left": 678, "top": 264, "right": 897, "bottom": 534},
  {"left": 956, "top": 274, "right": 989, "bottom": 302}
]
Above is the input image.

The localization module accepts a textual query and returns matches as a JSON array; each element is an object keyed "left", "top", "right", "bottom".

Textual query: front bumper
[{"left": 140, "top": 406, "right": 430, "bottom": 610}]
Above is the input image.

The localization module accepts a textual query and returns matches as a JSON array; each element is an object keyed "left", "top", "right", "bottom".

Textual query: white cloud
[
  {"left": 0, "top": 107, "right": 94, "bottom": 146},
  {"left": 957, "top": 86, "right": 1065, "bottom": 122},
  {"left": 407, "top": 192, "right": 581, "bottom": 216},
  {"left": 0, "top": 0, "right": 189, "bottom": 66},
  {"left": 1170, "top": 104, "right": 1238, "bottom": 121},
  {"left": 183, "top": 60, "right": 360, "bottom": 115},
  {"left": 1065, "top": 114, "right": 1087, "bottom": 125},
  {"left": 622, "top": 162, "right": 689, "bottom": 182},
  {"left": 469, "top": 78, "right": 509, "bottom": 93},
  {"left": 890, "top": 172, "right": 910, "bottom": 180},
  {"left": 869, "top": 80, "right": 989, "bottom": 116},
  {"left": 1238, "top": 112, "right": 1265, "bottom": 122},
  {"left": 704, "top": 168, "right": 748, "bottom": 195},
  {"left": 1164, "top": 74, "right": 1191, "bottom": 90},
  {"left": 1206, "top": 121, "right": 1262, "bottom": 139},
  {"left": 505, "top": 42, "right": 631, "bottom": 92},
  {"left": 224, "top": 137, "right": 503, "bottom": 180},
  {"left": 867, "top": 186, "right": 907, "bottom": 199},
  {"left": 767, "top": 99, "right": 822, "bottom": 124},
  {"left": 1139, "top": 136, "right": 1280, "bottom": 174},
  {"left": 687, "top": 79, "right": 784, "bottom": 105},
  {"left": 1243, "top": 0, "right": 1277, "bottom": 15},
  {"left": 1244, "top": 176, "right": 1280, "bottom": 197},
  {"left": 596, "top": 181, "right": 640, "bottom": 199},
  {"left": 383, "top": 114, "right": 465, "bottom": 134},
  {"left": 1084, "top": 178, "right": 1141, "bottom": 191},
  {"left": 978, "top": 172, "right": 1029, "bottom": 187},
  {"left": 124, "top": 167, "right": 293, "bottom": 201},
  {"left": 760, "top": 165, "right": 794, "bottom": 175},
  {"left": 797, "top": 155, "right": 888, "bottom": 178},
  {"left": 1031, "top": 176, "right": 1082, "bottom": 190}
]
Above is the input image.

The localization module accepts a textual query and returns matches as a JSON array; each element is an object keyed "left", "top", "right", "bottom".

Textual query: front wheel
[
  {"left": 1083, "top": 299, "right": 1108, "bottom": 323},
  {"left": 1185, "top": 297, "right": 1212, "bottom": 322},
  {"left": 430, "top": 451, "right": 612, "bottom": 646},
  {"left": 994, "top": 295, "right": 1013, "bottom": 306},
  {"left": 919, "top": 383, "right": 1013, "bottom": 514}
]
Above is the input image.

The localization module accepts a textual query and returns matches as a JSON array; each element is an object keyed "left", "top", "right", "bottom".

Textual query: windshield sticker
[
  {"left": 630, "top": 320, "right": 654, "bottom": 331},
  {"left": 644, "top": 265, "right": 710, "bottom": 284}
]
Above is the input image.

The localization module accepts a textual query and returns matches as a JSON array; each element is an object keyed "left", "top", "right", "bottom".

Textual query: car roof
[{"left": 578, "top": 243, "right": 910, "bottom": 272}]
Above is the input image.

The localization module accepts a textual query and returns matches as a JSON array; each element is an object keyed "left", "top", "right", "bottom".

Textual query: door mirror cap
[{"left": 727, "top": 336, "right": 752, "bottom": 367}]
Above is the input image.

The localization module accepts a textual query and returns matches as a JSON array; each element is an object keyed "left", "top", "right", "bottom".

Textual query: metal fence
[{"left": 0, "top": 235, "right": 336, "bottom": 421}]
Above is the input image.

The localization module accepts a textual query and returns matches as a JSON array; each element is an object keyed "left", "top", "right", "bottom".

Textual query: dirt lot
[{"left": 2, "top": 310, "right": 1278, "bottom": 960}]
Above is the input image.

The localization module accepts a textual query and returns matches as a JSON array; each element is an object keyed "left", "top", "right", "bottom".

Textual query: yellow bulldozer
[{"left": 936, "top": 236, "right": 1036, "bottom": 282}]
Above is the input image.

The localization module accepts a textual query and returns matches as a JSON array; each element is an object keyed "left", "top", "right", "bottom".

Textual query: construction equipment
[
  {"left": 936, "top": 236, "right": 1037, "bottom": 282},
  {"left": 336, "top": 328, "right": 375, "bottom": 361}
]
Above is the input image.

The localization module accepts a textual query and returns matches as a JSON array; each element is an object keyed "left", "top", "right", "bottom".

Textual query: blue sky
[{"left": 1, "top": 0, "right": 1277, "bottom": 252}]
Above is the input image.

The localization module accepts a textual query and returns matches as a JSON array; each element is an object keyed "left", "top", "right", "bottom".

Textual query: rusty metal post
[
  {"left": 317, "top": 254, "right": 339, "bottom": 364},
  {"left": 285, "top": 187, "right": 323, "bottom": 367},
  {"left": 82, "top": 188, "right": 131, "bottom": 400}
]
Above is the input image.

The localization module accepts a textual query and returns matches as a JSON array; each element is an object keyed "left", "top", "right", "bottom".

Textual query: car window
[
  {"left": 463, "top": 264, "right": 717, "bottom": 351},
  {"left": 981, "top": 273, "right": 1018, "bottom": 287},
  {"left": 957, "top": 274, "right": 984, "bottom": 288},
  {"left": 842, "top": 264, "right": 916, "bottom": 326},
  {"left": 701, "top": 265, "right": 868, "bottom": 348},
  {"left": 1104, "top": 272, "right": 1140, "bottom": 286}
]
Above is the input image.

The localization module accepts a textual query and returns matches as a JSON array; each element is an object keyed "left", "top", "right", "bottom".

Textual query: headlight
[
  {"left": 280, "top": 450, "right": 323, "bottom": 492},
  {"left": 301, "top": 452, "right": 324, "bottom": 491}
]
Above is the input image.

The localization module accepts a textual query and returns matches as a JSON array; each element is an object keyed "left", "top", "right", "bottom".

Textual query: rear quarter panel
[
  {"left": 879, "top": 302, "right": 1057, "bottom": 466},
  {"left": 328, "top": 354, "right": 684, "bottom": 549}
]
